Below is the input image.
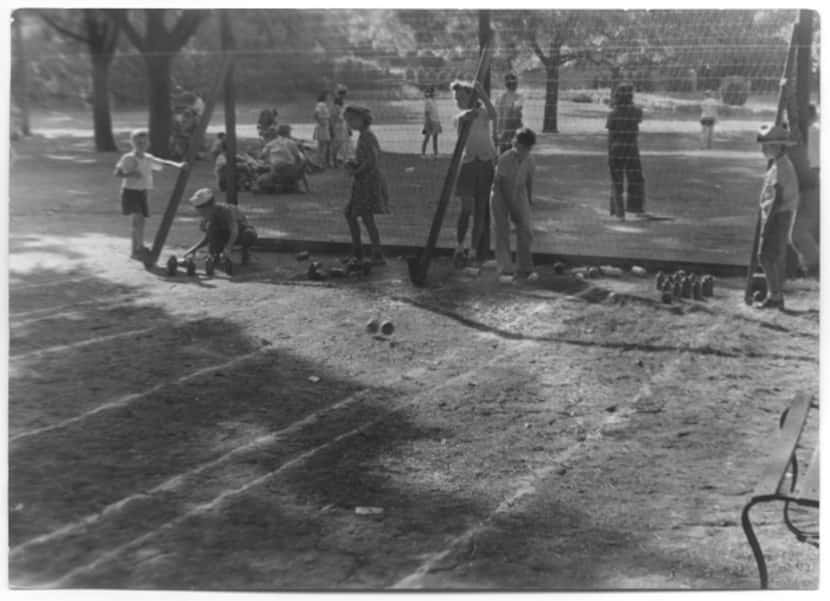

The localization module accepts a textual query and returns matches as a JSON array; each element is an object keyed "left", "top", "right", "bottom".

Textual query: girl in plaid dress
[{"left": 343, "top": 105, "right": 389, "bottom": 265}]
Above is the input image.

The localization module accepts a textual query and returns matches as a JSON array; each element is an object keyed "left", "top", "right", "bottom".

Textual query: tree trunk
[
  {"left": 91, "top": 53, "right": 117, "bottom": 151},
  {"left": 145, "top": 54, "right": 173, "bottom": 158},
  {"left": 11, "top": 11, "right": 31, "bottom": 136},
  {"left": 542, "top": 55, "right": 560, "bottom": 133}
]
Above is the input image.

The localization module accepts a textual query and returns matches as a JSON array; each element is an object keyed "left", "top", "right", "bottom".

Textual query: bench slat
[
  {"left": 754, "top": 392, "right": 814, "bottom": 496},
  {"left": 793, "top": 448, "right": 819, "bottom": 503}
]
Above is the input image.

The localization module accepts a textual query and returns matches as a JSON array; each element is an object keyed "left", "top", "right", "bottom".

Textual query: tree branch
[
  {"left": 113, "top": 9, "right": 145, "bottom": 52},
  {"left": 530, "top": 37, "right": 549, "bottom": 67},
  {"left": 169, "top": 10, "right": 208, "bottom": 50},
  {"left": 38, "top": 12, "right": 89, "bottom": 44}
]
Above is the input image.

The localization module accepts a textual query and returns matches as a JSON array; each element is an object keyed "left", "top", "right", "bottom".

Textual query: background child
[
  {"left": 343, "top": 105, "right": 389, "bottom": 266},
  {"left": 331, "top": 96, "right": 350, "bottom": 167},
  {"left": 114, "top": 129, "right": 186, "bottom": 258},
  {"left": 491, "top": 127, "right": 538, "bottom": 281},
  {"left": 495, "top": 72, "right": 524, "bottom": 154},
  {"left": 313, "top": 91, "right": 332, "bottom": 168},
  {"left": 755, "top": 123, "right": 799, "bottom": 310},
  {"left": 421, "top": 85, "right": 442, "bottom": 158},
  {"left": 606, "top": 82, "right": 645, "bottom": 219},
  {"left": 184, "top": 188, "right": 258, "bottom": 265},
  {"left": 699, "top": 90, "right": 719, "bottom": 150},
  {"left": 451, "top": 79, "right": 498, "bottom": 266}
]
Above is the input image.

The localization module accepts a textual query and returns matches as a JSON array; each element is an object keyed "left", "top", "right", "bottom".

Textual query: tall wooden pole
[
  {"left": 479, "top": 10, "right": 492, "bottom": 96},
  {"left": 12, "top": 10, "right": 31, "bottom": 136},
  {"left": 221, "top": 11, "right": 238, "bottom": 205}
]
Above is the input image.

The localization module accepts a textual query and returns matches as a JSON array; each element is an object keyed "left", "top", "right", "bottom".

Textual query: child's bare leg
[
  {"left": 131, "top": 213, "right": 145, "bottom": 253},
  {"left": 361, "top": 214, "right": 384, "bottom": 262},
  {"left": 432, "top": 134, "right": 439, "bottom": 156},
  {"left": 421, "top": 134, "right": 429, "bottom": 156},
  {"left": 456, "top": 204, "right": 472, "bottom": 254}
]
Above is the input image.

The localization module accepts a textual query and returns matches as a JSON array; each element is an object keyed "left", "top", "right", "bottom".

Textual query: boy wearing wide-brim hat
[
  {"left": 183, "top": 188, "right": 258, "bottom": 265},
  {"left": 755, "top": 122, "right": 799, "bottom": 309}
]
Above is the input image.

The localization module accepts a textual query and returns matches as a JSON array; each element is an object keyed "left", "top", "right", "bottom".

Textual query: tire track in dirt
[
  {"left": 390, "top": 320, "right": 726, "bottom": 589},
  {"left": 12, "top": 341, "right": 531, "bottom": 587},
  {"left": 10, "top": 347, "right": 272, "bottom": 444},
  {"left": 392, "top": 295, "right": 816, "bottom": 363},
  {"left": 9, "top": 326, "right": 158, "bottom": 362}
]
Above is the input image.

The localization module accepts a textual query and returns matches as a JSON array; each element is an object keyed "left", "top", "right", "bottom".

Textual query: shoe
[
  {"left": 753, "top": 296, "right": 784, "bottom": 310},
  {"left": 526, "top": 271, "right": 539, "bottom": 282},
  {"left": 452, "top": 249, "right": 467, "bottom": 269}
]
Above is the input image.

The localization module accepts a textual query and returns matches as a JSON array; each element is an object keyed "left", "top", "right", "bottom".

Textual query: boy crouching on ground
[
  {"left": 755, "top": 123, "right": 799, "bottom": 310},
  {"left": 184, "top": 188, "right": 258, "bottom": 265}
]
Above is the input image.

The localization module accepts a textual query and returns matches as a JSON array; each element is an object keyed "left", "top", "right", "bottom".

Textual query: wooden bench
[{"left": 740, "top": 392, "right": 819, "bottom": 589}]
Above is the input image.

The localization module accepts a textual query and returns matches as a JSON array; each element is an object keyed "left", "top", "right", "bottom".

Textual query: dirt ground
[
  {"left": 7, "top": 215, "right": 820, "bottom": 591},
  {"left": 6, "top": 101, "right": 820, "bottom": 592}
]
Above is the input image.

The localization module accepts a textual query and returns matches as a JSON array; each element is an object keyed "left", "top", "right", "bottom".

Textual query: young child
[
  {"left": 343, "top": 105, "right": 389, "bottom": 266},
  {"left": 606, "top": 82, "right": 645, "bottom": 219},
  {"left": 421, "top": 86, "right": 442, "bottom": 158},
  {"left": 755, "top": 123, "right": 799, "bottom": 310},
  {"left": 699, "top": 90, "right": 719, "bottom": 150},
  {"left": 451, "top": 79, "right": 498, "bottom": 265},
  {"left": 331, "top": 96, "right": 350, "bottom": 167},
  {"left": 114, "top": 129, "right": 187, "bottom": 258},
  {"left": 183, "top": 188, "right": 258, "bottom": 265},
  {"left": 491, "top": 127, "right": 538, "bottom": 281},
  {"left": 313, "top": 91, "right": 333, "bottom": 168}
]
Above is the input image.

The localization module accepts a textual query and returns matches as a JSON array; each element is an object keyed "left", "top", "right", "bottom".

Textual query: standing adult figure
[
  {"left": 495, "top": 72, "right": 524, "bottom": 154},
  {"left": 606, "top": 82, "right": 645, "bottom": 220}
]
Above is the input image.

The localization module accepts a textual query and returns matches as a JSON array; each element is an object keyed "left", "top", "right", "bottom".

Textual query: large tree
[
  {"left": 37, "top": 9, "right": 121, "bottom": 151},
  {"left": 114, "top": 9, "right": 207, "bottom": 157},
  {"left": 495, "top": 10, "right": 639, "bottom": 133}
]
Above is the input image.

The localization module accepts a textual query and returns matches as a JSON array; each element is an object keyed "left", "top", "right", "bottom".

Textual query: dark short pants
[
  {"left": 455, "top": 158, "right": 494, "bottom": 212},
  {"left": 759, "top": 210, "right": 793, "bottom": 263},
  {"left": 121, "top": 188, "right": 149, "bottom": 217},
  {"left": 700, "top": 118, "right": 715, "bottom": 127},
  {"left": 207, "top": 223, "right": 258, "bottom": 255}
]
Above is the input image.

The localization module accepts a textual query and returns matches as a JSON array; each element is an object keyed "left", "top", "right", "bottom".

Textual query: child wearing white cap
[{"left": 184, "top": 188, "right": 258, "bottom": 265}]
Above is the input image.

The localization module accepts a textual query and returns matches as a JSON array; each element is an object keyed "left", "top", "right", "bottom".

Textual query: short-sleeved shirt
[
  {"left": 264, "top": 136, "right": 301, "bottom": 167},
  {"left": 424, "top": 98, "right": 441, "bottom": 124},
  {"left": 202, "top": 203, "right": 249, "bottom": 233},
  {"left": 454, "top": 107, "right": 496, "bottom": 163},
  {"left": 493, "top": 148, "right": 535, "bottom": 206},
  {"left": 760, "top": 154, "right": 799, "bottom": 221},
  {"left": 117, "top": 152, "right": 164, "bottom": 191},
  {"left": 700, "top": 97, "right": 719, "bottom": 121},
  {"left": 606, "top": 105, "right": 643, "bottom": 147}
]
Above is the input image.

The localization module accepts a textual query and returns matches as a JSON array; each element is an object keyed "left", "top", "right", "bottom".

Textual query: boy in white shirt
[
  {"left": 114, "top": 129, "right": 187, "bottom": 258},
  {"left": 451, "top": 79, "right": 498, "bottom": 265}
]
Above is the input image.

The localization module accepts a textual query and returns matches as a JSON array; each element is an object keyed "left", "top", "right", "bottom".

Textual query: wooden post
[
  {"left": 221, "top": 11, "right": 238, "bottom": 205},
  {"left": 479, "top": 10, "right": 492, "bottom": 96},
  {"left": 11, "top": 10, "right": 31, "bottom": 136},
  {"left": 144, "top": 52, "right": 233, "bottom": 269},
  {"left": 407, "top": 43, "right": 492, "bottom": 286}
]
